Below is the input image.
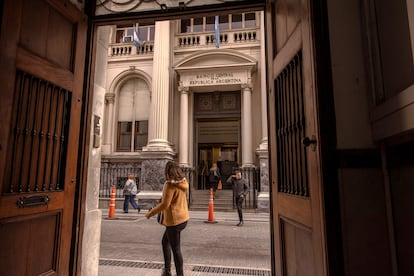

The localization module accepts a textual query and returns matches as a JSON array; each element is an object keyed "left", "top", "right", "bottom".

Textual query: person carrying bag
[
  {"left": 145, "top": 161, "right": 189, "bottom": 276},
  {"left": 123, "top": 173, "right": 140, "bottom": 213},
  {"left": 208, "top": 163, "right": 221, "bottom": 197}
]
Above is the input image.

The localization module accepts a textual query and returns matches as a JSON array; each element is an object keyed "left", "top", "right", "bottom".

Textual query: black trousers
[
  {"left": 235, "top": 196, "right": 244, "bottom": 222},
  {"left": 162, "top": 221, "right": 188, "bottom": 276}
]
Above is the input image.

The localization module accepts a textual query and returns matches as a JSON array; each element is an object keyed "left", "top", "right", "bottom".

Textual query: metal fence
[
  {"left": 100, "top": 162, "right": 141, "bottom": 198},
  {"left": 99, "top": 161, "right": 262, "bottom": 209}
]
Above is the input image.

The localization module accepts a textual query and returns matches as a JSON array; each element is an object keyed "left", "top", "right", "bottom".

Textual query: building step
[{"left": 190, "top": 189, "right": 234, "bottom": 211}]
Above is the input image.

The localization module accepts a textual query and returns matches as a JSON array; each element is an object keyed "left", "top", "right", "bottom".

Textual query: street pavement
[{"left": 99, "top": 208, "right": 271, "bottom": 276}]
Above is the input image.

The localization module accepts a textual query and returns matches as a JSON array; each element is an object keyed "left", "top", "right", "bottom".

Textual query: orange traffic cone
[
  {"left": 204, "top": 188, "right": 217, "bottom": 224},
  {"left": 108, "top": 186, "right": 116, "bottom": 218}
]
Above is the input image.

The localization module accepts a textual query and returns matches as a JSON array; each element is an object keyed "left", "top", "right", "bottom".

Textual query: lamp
[{"left": 157, "top": 0, "right": 187, "bottom": 11}]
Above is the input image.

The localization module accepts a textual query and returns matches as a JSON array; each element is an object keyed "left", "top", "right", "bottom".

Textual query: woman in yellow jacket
[{"left": 146, "top": 161, "right": 190, "bottom": 276}]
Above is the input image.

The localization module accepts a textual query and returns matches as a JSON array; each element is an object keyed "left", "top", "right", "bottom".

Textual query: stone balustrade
[
  {"left": 109, "top": 41, "right": 155, "bottom": 57},
  {"left": 108, "top": 28, "right": 258, "bottom": 57},
  {"left": 176, "top": 29, "right": 259, "bottom": 48}
]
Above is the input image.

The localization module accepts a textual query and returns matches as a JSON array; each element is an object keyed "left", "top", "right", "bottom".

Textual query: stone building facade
[{"left": 99, "top": 12, "right": 269, "bottom": 210}]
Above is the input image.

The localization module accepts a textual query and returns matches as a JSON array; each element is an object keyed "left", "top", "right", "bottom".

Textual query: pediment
[{"left": 174, "top": 49, "right": 257, "bottom": 72}]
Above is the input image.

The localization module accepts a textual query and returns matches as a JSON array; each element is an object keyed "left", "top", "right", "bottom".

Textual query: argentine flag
[
  {"left": 215, "top": 16, "right": 220, "bottom": 48},
  {"left": 133, "top": 28, "right": 144, "bottom": 47}
]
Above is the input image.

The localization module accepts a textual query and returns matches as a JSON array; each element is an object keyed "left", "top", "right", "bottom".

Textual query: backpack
[{"left": 208, "top": 171, "right": 218, "bottom": 182}]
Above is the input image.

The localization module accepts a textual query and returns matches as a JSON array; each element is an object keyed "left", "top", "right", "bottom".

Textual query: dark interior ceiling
[{"left": 89, "top": 0, "right": 266, "bottom": 25}]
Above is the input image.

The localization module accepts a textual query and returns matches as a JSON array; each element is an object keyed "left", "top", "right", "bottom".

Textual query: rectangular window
[
  {"left": 232, "top": 14, "right": 242, "bottom": 29},
  {"left": 245, "top": 13, "right": 256, "bottom": 28},
  {"left": 116, "top": 30, "right": 125, "bottom": 43},
  {"left": 137, "top": 24, "right": 155, "bottom": 41},
  {"left": 138, "top": 26, "right": 148, "bottom": 41},
  {"left": 134, "top": 120, "right": 148, "bottom": 150},
  {"left": 374, "top": 0, "right": 414, "bottom": 100},
  {"left": 117, "top": 122, "right": 132, "bottom": 151},
  {"left": 181, "top": 19, "right": 191, "bottom": 33},
  {"left": 125, "top": 28, "right": 134, "bottom": 36},
  {"left": 116, "top": 24, "right": 134, "bottom": 43},
  {"left": 205, "top": 16, "right": 215, "bottom": 31},
  {"left": 219, "top": 15, "right": 229, "bottom": 31},
  {"left": 149, "top": 25, "right": 155, "bottom": 41},
  {"left": 193, "top": 17, "right": 203, "bottom": 32}
]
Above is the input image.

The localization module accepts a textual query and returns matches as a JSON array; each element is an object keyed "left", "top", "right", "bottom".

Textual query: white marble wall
[{"left": 81, "top": 26, "right": 111, "bottom": 276}]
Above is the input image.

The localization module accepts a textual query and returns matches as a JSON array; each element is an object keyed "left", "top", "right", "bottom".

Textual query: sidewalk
[
  {"left": 103, "top": 208, "right": 270, "bottom": 222},
  {"left": 99, "top": 209, "right": 271, "bottom": 276}
]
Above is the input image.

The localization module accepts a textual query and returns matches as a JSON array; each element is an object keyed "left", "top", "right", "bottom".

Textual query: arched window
[{"left": 117, "top": 78, "right": 150, "bottom": 151}]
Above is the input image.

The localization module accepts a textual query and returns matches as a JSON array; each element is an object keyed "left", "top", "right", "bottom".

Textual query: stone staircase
[{"left": 189, "top": 189, "right": 234, "bottom": 212}]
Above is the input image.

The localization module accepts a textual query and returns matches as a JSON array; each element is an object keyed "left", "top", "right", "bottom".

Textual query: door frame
[
  {"left": 306, "top": 0, "right": 343, "bottom": 274},
  {"left": 76, "top": 1, "right": 266, "bottom": 272},
  {"left": 76, "top": 0, "right": 341, "bottom": 274},
  {"left": 196, "top": 143, "right": 239, "bottom": 190}
]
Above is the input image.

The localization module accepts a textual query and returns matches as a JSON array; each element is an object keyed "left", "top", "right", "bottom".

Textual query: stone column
[
  {"left": 178, "top": 85, "right": 189, "bottom": 166},
  {"left": 102, "top": 93, "right": 115, "bottom": 154},
  {"left": 259, "top": 10, "right": 268, "bottom": 151},
  {"left": 141, "top": 21, "right": 174, "bottom": 192},
  {"left": 144, "top": 20, "right": 173, "bottom": 152},
  {"left": 241, "top": 83, "right": 253, "bottom": 167}
]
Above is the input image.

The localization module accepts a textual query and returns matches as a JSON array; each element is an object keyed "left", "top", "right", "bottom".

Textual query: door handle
[{"left": 302, "top": 135, "right": 317, "bottom": 151}]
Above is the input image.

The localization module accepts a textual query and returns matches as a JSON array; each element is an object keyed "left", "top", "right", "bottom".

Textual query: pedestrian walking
[
  {"left": 227, "top": 168, "right": 249, "bottom": 226},
  {"left": 123, "top": 173, "right": 140, "bottom": 213},
  {"left": 145, "top": 161, "right": 190, "bottom": 276},
  {"left": 208, "top": 163, "right": 221, "bottom": 198}
]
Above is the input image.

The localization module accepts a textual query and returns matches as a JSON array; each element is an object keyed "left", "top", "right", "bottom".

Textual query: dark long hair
[{"left": 165, "top": 161, "right": 185, "bottom": 181}]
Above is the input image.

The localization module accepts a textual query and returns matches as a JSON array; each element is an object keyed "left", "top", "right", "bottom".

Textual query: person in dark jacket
[
  {"left": 227, "top": 169, "right": 249, "bottom": 226},
  {"left": 208, "top": 163, "right": 221, "bottom": 198}
]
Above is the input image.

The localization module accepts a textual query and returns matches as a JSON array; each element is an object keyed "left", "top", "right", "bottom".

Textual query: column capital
[
  {"left": 178, "top": 85, "right": 190, "bottom": 94},
  {"left": 241, "top": 83, "right": 253, "bottom": 91},
  {"left": 105, "top": 93, "right": 115, "bottom": 104}
]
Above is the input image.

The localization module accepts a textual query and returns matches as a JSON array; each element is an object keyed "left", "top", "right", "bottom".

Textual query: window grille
[{"left": 275, "top": 52, "right": 309, "bottom": 197}]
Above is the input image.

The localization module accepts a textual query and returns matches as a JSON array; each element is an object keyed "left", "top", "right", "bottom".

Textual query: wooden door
[
  {"left": 0, "top": 0, "right": 87, "bottom": 274},
  {"left": 267, "top": 0, "right": 328, "bottom": 275}
]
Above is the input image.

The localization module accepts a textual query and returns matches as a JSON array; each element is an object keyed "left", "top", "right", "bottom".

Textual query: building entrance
[
  {"left": 194, "top": 91, "right": 241, "bottom": 190},
  {"left": 197, "top": 144, "right": 238, "bottom": 190}
]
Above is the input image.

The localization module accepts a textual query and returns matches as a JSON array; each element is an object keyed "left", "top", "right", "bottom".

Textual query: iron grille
[
  {"left": 5, "top": 70, "right": 71, "bottom": 194},
  {"left": 192, "top": 265, "right": 271, "bottom": 275},
  {"left": 99, "top": 259, "right": 164, "bottom": 269},
  {"left": 275, "top": 52, "right": 309, "bottom": 197},
  {"left": 99, "top": 259, "right": 271, "bottom": 275}
]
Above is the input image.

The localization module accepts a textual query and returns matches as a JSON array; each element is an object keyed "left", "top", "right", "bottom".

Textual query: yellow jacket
[{"left": 146, "top": 178, "right": 189, "bottom": 226}]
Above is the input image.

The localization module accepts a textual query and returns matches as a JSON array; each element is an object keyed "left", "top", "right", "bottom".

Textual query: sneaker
[{"left": 137, "top": 207, "right": 141, "bottom": 213}]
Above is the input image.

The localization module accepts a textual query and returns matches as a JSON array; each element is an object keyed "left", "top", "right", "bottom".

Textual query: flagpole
[
  {"left": 215, "top": 15, "right": 220, "bottom": 48},
  {"left": 133, "top": 28, "right": 145, "bottom": 47}
]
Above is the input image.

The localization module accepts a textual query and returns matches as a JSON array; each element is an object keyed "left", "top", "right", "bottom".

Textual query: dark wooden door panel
[
  {"left": 267, "top": 0, "right": 327, "bottom": 275},
  {"left": 0, "top": 212, "right": 60, "bottom": 276},
  {"left": 0, "top": 0, "right": 87, "bottom": 274},
  {"left": 281, "top": 219, "right": 314, "bottom": 276}
]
